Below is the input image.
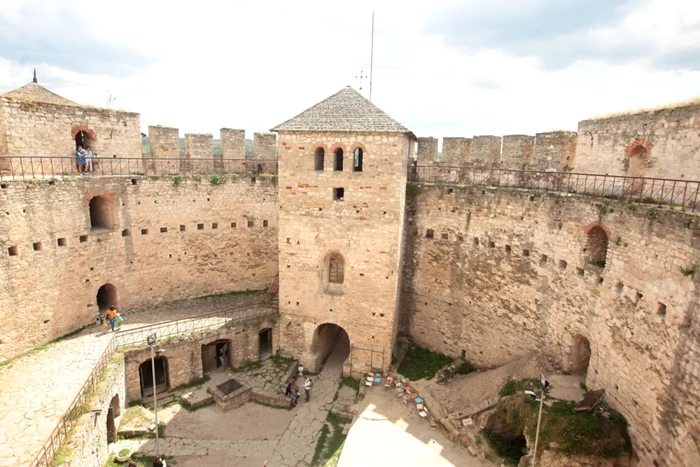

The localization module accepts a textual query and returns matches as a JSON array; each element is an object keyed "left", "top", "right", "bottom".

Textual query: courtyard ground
[{"left": 0, "top": 293, "right": 267, "bottom": 467}]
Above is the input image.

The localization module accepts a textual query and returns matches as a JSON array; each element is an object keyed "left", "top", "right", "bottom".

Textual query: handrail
[
  {"left": 0, "top": 156, "right": 278, "bottom": 180},
  {"left": 30, "top": 299, "right": 279, "bottom": 466},
  {"left": 408, "top": 165, "right": 699, "bottom": 212}
]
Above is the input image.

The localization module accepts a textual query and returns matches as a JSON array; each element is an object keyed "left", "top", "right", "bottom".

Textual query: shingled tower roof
[
  {"left": 271, "top": 86, "right": 412, "bottom": 134},
  {"left": 1, "top": 82, "right": 79, "bottom": 107}
]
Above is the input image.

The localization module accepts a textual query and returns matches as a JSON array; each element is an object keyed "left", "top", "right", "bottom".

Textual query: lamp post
[
  {"left": 147, "top": 333, "right": 160, "bottom": 458},
  {"left": 531, "top": 374, "right": 549, "bottom": 467}
]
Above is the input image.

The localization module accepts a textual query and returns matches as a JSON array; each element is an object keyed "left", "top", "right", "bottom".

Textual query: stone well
[{"left": 208, "top": 378, "right": 252, "bottom": 412}]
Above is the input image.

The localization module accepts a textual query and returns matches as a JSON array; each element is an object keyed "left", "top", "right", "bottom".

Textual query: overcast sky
[{"left": 0, "top": 0, "right": 698, "bottom": 141}]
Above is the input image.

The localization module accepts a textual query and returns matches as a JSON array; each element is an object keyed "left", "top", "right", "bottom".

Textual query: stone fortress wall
[
  {"left": 400, "top": 185, "right": 700, "bottom": 466},
  {"left": 417, "top": 101, "right": 700, "bottom": 180},
  {"left": 0, "top": 177, "right": 279, "bottom": 361}
]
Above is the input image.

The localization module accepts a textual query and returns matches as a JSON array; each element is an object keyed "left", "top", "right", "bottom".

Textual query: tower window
[
  {"left": 353, "top": 147, "right": 363, "bottom": 172},
  {"left": 333, "top": 188, "right": 345, "bottom": 201},
  {"left": 329, "top": 254, "right": 345, "bottom": 284},
  {"left": 314, "top": 147, "right": 325, "bottom": 171},
  {"left": 334, "top": 148, "right": 344, "bottom": 171}
]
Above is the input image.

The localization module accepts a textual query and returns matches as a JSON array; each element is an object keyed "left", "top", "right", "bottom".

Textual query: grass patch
[
  {"left": 270, "top": 349, "right": 295, "bottom": 368},
  {"left": 50, "top": 445, "right": 74, "bottom": 466},
  {"left": 176, "top": 396, "right": 215, "bottom": 412},
  {"left": 252, "top": 399, "right": 293, "bottom": 410},
  {"left": 680, "top": 264, "right": 696, "bottom": 277},
  {"left": 311, "top": 424, "right": 330, "bottom": 466},
  {"left": 340, "top": 376, "right": 360, "bottom": 391},
  {"left": 406, "top": 182, "right": 420, "bottom": 198},
  {"left": 499, "top": 378, "right": 540, "bottom": 397},
  {"left": 312, "top": 413, "right": 348, "bottom": 466},
  {"left": 397, "top": 343, "right": 452, "bottom": 381},
  {"left": 231, "top": 360, "right": 263, "bottom": 373},
  {"left": 171, "top": 374, "right": 210, "bottom": 392},
  {"left": 485, "top": 395, "right": 632, "bottom": 461},
  {"left": 482, "top": 429, "right": 526, "bottom": 465},
  {"left": 172, "top": 174, "right": 181, "bottom": 186},
  {"left": 1, "top": 324, "right": 90, "bottom": 368},
  {"left": 119, "top": 406, "right": 152, "bottom": 428},
  {"left": 105, "top": 454, "right": 160, "bottom": 467},
  {"left": 457, "top": 360, "right": 476, "bottom": 375},
  {"left": 209, "top": 174, "right": 227, "bottom": 185}
]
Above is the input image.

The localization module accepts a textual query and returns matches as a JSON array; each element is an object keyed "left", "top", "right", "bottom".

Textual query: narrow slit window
[{"left": 353, "top": 147, "right": 363, "bottom": 172}]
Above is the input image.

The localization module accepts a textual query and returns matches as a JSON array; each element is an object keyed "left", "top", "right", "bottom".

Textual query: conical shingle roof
[
  {"left": 1, "top": 82, "right": 79, "bottom": 107},
  {"left": 271, "top": 86, "right": 412, "bottom": 134}
]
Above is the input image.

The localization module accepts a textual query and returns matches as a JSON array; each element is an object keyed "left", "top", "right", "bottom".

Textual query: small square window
[
  {"left": 122, "top": 229, "right": 130, "bottom": 237},
  {"left": 473, "top": 238, "right": 479, "bottom": 246},
  {"left": 523, "top": 249, "right": 530, "bottom": 257},
  {"left": 33, "top": 242, "right": 42, "bottom": 251},
  {"left": 333, "top": 187, "right": 345, "bottom": 201},
  {"left": 457, "top": 235, "right": 464, "bottom": 242},
  {"left": 131, "top": 179, "right": 137, "bottom": 185},
  {"left": 8, "top": 246, "right": 18, "bottom": 256},
  {"left": 231, "top": 222, "right": 237, "bottom": 229},
  {"left": 559, "top": 260, "right": 567, "bottom": 270},
  {"left": 197, "top": 224, "right": 204, "bottom": 230},
  {"left": 540, "top": 255, "right": 548, "bottom": 266},
  {"left": 576, "top": 267, "right": 584, "bottom": 277},
  {"left": 212, "top": 223, "right": 218, "bottom": 229},
  {"left": 263, "top": 220, "right": 268, "bottom": 228},
  {"left": 425, "top": 229, "right": 434, "bottom": 239},
  {"left": 57, "top": 238, "right": 68, "bottom": 247},
  {"left": 441, "top": 233, "right": 448, "bottom": 240},
  {"left": 657, "top": 302, "right": 667, "bottom": 317},
  {"left": 505, "top": 245, "right": 512, "bottom": 254},
  {"left": 180, "top": 225, "right": 186, "bottom": 232},
  {"left": 160, "top": 227, "right": 168, "bottom": 233},
  {"left": 79, "top": 235, "right": 88, "bottom": 243},
  {"left": 488, "top": 241, "right": 495, "bottom": 248},
  {"left": 248, "top": 220, "right": 254, "bottom": 228},
  {"left": 141, "top": 229, "right": 148, "bottom": 235}
]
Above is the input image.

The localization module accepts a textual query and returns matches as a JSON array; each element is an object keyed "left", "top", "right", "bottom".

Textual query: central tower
[{"left": 272, "top": 86, "right": 415, "bottom": 375}]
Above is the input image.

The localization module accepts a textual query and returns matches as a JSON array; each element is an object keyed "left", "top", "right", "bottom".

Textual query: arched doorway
[
  {"left": 201, "top": 339, "right": 231, "bottom": 374},
  {"left": 569, "top": 334, "right": 592, "bottom": 376},
  {"left": 586, "top": 225, "right": 609, "bottom": 268},
  {"left": 106, "top": 394, "right": 120, "bottom": 443},
  {"left": 89, "top": 196, "right": 114, "bottom": 231},
  {"left": 310, "top": 323, "right": 350, "bottom": 374},
  {"left": 97, "top": 284, "right": 117, "bottom": 313},
  {"left": 139, "top": 357, "right": 169, "bottom": 397},
  {"left": 259, "top": 328, "right": 273, "bottom": 361}
]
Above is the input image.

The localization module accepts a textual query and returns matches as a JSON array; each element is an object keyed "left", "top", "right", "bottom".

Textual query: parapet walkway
[{"left": 0, "top": 294, "right": 274, "bottom": 467}]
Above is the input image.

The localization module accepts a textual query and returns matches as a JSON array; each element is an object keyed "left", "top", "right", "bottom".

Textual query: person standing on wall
[
  {"left": 85, "top": 146, "right": 94, "bottom": 173},
  {"left": 256, "top": 154, "right": 263, "bottom": 174},
  {"left": 106, "top": 306, "right": 118, "bottom": 332},
  {"left": 76, "top": 145, "right": 87, "bottom": 174}
]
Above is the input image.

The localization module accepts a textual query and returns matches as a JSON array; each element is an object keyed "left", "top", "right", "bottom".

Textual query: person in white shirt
[{"left": 303, "top": 377, "right": 312, "bottom": 402}]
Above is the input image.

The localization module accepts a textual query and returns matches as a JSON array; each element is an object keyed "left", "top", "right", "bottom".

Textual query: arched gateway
[{"left": 310, "top": 323, "right": 350, "bottom": 376}]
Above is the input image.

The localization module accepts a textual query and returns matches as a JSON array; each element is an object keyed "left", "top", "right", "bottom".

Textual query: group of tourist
[
  {"left": 75, "top": 144, "right": 95, "bottom": 174},
  {"left": 95, "top": 306, "right": 122, "bottom": 332},
  {"left": 285, "top": 376, "right": 312, "bottom": 407}
]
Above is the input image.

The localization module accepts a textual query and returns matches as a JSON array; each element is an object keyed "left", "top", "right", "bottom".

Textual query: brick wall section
[
  {"left": 400, "top": 185, "right": 700, "bottom": 466},
  {"left": 575, "top": 104, "right": 700, "bottom": 179},
  {"left": 471, "top": 135, "right": 501, "bottom": 165},
  {"left": 0, "top": 97, "right": 140, "bottom": 158},
  {"left": 0, "top": 177, "right": 279, "bottom": 362},
  {"left": 416, "top": 137, "right": 438, "bottom": 163},
  {"left": 277, "top": 131, "right": 411, "bottom": 376},
  {"left": 220, "top": 128, "right": 246, "bottom": 158},
  {"left": 123, "top": 315, "right": 279, "bottom": 402},
  {"left": 442, "top": 137, "right": 470, "bottom": 165},
  {"left": 253, "top": 132, "right": 277, "bottom": 158},
  {"left": 148, "top": 126, "right": 180, "bottom": 173},
  {"left": 535, "top": 131, "right": 577, "bottom": 170},
  {"left": 501, "top": 135, "right": 534, "bottom": 168}
]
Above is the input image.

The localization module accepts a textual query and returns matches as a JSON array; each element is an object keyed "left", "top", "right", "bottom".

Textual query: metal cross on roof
[{"left": 355, "top": 70, "right": 367, "bottom": 91}]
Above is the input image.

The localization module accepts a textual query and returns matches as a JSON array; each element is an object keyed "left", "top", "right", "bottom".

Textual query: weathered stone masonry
[
  {"left": 400, "top": 185, "right": 699, "bottom": 466},
  {"left": 0, "top": 177, "right": 279, "bottom": 361}
]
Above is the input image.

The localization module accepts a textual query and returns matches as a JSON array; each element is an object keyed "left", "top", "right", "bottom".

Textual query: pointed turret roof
[
  {"left": 1, "top": 82, "right": 79, "bottom": 107},
  {"left": 271, "top": 86, "right": 412, "bottom": 134}
]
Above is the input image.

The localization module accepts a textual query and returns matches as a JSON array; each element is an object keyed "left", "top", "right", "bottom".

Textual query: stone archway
[
  {"left": 97, "top": 283, "right": 117, "bottom": 313},
  {"left": 310, "top": 323, "right": 350, "bottom": 375},
  {"left": 569, "top": 334, "right": 592, "bottom": 376},
  {"left": 139, "top": 356, "right": 169, "bottom": 398},
  {"left": 106, "top": 394, "right": 120, "bottom": 443}
]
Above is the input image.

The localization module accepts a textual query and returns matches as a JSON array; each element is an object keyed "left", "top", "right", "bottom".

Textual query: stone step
[{"left": 143, "top": 392, "right": 175, "bottom": 408}]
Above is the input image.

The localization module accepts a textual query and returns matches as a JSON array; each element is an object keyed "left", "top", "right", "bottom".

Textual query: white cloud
[{"left": 0, "top": 0, "right": 698, "bottom": 141}]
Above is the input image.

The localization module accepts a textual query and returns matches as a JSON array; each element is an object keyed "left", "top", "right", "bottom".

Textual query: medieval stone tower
[{"left": 272, "top": 86, "right": 415, "bottom": 374}]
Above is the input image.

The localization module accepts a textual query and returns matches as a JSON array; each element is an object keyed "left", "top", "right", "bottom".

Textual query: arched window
[
  {"left": 90, "top": 195, "right": 114, "bottom": 231},
  {"left": 334, "top": 148, "right": 343, "bottom": 171},
  {"left": 586, "top": 226, "right": 608, "bottom": 268},
  {"left": 627, "top": 145, "right": 649, "bottom": 178},
  {"left": 314, "top": 147, "right": 325, "bottom": 171},
  {"left": 328, "top": 254, "right": 345, "bottom": 284},
  {"left": 353, "top": 148, "right": 363, "bottom": 172}
]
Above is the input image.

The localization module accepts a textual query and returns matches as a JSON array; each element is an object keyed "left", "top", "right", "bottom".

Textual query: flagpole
[{"left": 369, "top": 12, "right": 374, "bottom": 102}]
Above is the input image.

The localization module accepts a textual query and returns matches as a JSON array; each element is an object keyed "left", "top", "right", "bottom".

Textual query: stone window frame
[
  {"left": 349, "top": 143, "right": 367, "bottom": 173},
  {"left": 321, "top": 251, "right": 346, "bottom": 294},
  {"left": 313, "top": 145, "right": 325, "bottom": 171},
  {"left": 583, "top": 221, "right": 611, "bottom": 269},
  {"left": 330, "top": 144, "right": 346, "bottom": 172}
]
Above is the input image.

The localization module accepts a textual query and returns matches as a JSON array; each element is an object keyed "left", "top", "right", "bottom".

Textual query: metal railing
[
  {"left": 31, "top": 339, "right": 117, "bottom": 467},
  {"left": 114, "top": 301, "right": 278, "bottom": 349},
  {"left": 31, "top": 298, "right": 279, "bottom": 466},
  {"left": 0, "top": 156, "right": 278, "bottom": 180},
  {"left": 408, "top": 165, "right": 699, "bottom": 212}
]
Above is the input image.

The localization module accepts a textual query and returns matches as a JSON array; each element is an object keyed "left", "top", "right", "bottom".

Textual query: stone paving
[
  {"left": 112, "top": 342, "right": 348, "bottom": 466},
  {"left": 0, "top": 294, "right": 267, "bottom": 467}
]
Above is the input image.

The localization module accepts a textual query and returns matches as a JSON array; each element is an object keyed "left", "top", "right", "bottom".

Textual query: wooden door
[{"left": 202, "top": 344, "right": 217, "bottom": 374}]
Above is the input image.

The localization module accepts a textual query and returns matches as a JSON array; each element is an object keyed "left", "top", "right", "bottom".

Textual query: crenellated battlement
[{"left": 417, "top": 131, "right": 577, "bottom": 171}]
